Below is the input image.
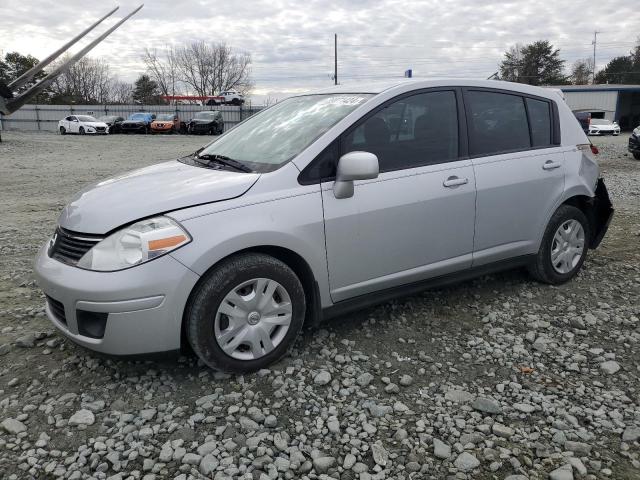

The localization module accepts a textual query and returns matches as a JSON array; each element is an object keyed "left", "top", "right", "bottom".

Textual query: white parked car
[
  {"left": 58, "top": 115, "right": 109, "bottom": 135},
  {"left": 220, "top": 90, "right": 245, "bottom": 105},
  {"left": 588, "top": 119, "right": 620, "bottom": 136}
]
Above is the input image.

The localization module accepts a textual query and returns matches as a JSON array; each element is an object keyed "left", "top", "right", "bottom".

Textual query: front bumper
[
  {"left": 121, "top": 123, "right": 147, "bottom": 133},
  {"left": 34, "top": 243, "right": 200, "bottom": 355},
  {"left": 588, "top": 129, "right": 619, "bottom": 135}
]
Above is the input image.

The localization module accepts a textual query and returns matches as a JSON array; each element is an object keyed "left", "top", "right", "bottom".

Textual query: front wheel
[
  {"left": 528, "top": 205, "right": 590, "bottom": 284},
  {"left": 59, "top": 126, "right": 66, "bottom": 135},
  {"left": 186, "top": 253, "right": 306, "bottom": 373},
  {"left": 633, "top": 152, "right": 640, "bottom": 160},
  {"left": 79, "top": 127, "right": 85, "bottom": 135}
]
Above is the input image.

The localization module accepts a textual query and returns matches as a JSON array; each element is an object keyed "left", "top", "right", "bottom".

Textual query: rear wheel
[
  {"left": 186, "top": 253, "right": 305, "bottom": 373},
  {"left": 528, "top": 205, "right": 590, "bottom": 284},
  {"left": 59, "top": 126, "right": 66, "bottom": 135},
  {"left": 633, "top": 152, "right": 640, "bottom": 160}
]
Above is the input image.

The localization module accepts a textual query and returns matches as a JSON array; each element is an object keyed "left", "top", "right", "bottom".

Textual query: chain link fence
[{"left": 0, "top": 104, "right": 264, "bottom": 133}]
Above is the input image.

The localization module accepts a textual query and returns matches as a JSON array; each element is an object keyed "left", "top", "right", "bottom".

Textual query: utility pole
[
  {"left": 334, "top": 34, "right": 338, "bottom": 85},
  {"left": 592, "top": 31, "right": 600, "bottom": 84}
]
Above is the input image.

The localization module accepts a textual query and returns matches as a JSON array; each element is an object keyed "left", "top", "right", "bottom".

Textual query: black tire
[
  {"left": 231, "top": 98, "right": 241, "bottom": 106},
  {"left": 79, "top": 127, "right": 85, "bottom": 135},
  {"left": 528, "top": 205, "right": 590, "bottom": 285},
  {"left": 59, "top": 126, "right": 66, "bottom": 135},
  {"left": 633, "top": 152, "right": 640, "bottom": 160},
  {"left": 186, "top": 253, "right": 306, "bottom": 373}
]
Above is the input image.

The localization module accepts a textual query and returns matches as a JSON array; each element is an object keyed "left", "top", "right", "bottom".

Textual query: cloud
[{"left": 1, "top": 0, "right": 638, "bottom": 103}]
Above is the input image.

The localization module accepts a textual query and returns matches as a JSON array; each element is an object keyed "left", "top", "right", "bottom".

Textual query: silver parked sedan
[{"left": 35, "top": 79, "right": 613, "bottom": 373}]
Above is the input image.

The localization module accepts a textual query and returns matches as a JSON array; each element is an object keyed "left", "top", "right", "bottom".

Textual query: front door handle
[
  {"left": 443, "top": 176, "right": 469, "bottom": 188},
  {"left": 542, "top": 160, "right": 561, "bottom": 170}
]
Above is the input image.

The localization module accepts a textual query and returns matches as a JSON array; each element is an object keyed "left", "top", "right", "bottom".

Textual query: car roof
[{"left": 305, "top": 78, "right": 563, "bottom": 101}]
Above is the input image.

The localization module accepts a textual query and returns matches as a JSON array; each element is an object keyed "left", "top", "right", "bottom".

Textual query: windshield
[
  {"left": 199, "top": 94, "right": 372, "bottom": 172},
  {"left": 194, "top": 112, "right": 217, "bottom": 120},
  {"left": 77, "top": 115, "right": 97, "bottom": 122},
  {"left": 129, "top": 113, "right": 147, "bottom": 120},
  {"left": 591, "top": 119, "right": 611, "bottom": 125}
]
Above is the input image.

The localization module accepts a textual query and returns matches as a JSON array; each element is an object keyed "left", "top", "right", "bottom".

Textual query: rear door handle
[
  {"left": 443, "top": 176, "right": 469, "bottom": 188},
  {"left": 542, "top": 160, "right": 561, "bottom": 170}
]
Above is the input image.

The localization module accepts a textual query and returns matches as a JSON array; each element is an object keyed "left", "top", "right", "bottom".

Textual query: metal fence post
[{"left": 35, "top": 105, "right": 41, "bottom": 131}]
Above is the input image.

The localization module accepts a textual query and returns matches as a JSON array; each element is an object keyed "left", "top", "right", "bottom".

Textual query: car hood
[
  {"left": 58, "top": 160, "right": 260, "bottom": 234},
  {"left": 191, "top": 119, "right": 216, "bottom": 124},
  {"left": 81, "top": 122, "right": 108, "bottom": 128},
  {"left": 123, "top": 119, "right": 148, "bottom": 124}
]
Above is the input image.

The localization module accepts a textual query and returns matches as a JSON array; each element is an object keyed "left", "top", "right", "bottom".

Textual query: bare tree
[
  {"left": 48, "top": 55, "right": 113, "bottom": 103},
  {"left": 143, "top": 46, "right": 180, "bottom": 99},
  {"left": 570, "top": 58, "right": 594, "bottom": 85},
  {"left": 174, "top": 41, "right": 252, "bottom": 97},
  {"left": 499, "top": 44, "right": 525, "bottom": 82},
  {"left": 108, "top": 79, "right": 133, "bottom": 104}
]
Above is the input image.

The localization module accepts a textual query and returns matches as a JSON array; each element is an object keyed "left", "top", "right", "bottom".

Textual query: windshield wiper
[{"left": 196, "top": 153, "right": 252, "bottom": 173}]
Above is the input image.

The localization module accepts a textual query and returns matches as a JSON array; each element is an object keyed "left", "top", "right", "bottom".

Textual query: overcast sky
[{"left": 2, "top": 0, "right": 639, "bottom": 103}]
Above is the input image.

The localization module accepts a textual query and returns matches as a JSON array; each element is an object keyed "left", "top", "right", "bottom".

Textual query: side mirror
[{"left": 333, "top": 151, "right": 379, "bottom": 199}]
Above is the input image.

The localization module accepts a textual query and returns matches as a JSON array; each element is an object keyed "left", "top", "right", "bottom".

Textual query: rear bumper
[{"left": 588, "top": 178, "right": 614, "bottom": 249}]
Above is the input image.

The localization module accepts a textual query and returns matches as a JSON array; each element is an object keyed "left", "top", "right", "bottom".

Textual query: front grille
[
  {"left": 95, "top": 127, "right": 106, "bottom": 132},
  {"left": 49, "top": 227, "right": 103, "bottom": 266},
  {"left": 46, "top": 295, "right": 67, "bottom": 325}
]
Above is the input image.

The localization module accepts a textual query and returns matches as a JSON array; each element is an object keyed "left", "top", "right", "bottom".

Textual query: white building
[{"left": 557, "top": 85, "right": 640, "bottom": 130}]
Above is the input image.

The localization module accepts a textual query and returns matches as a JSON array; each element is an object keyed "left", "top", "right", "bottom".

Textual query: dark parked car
[
  {"left": 629, "top": 126, "right": 640, "bottom": 160},
  {"left": 120, "top": 112, "right": 156, "bottom": 134},
  {"left": 97, "top": 115, "right": 125, "bottom": 134},
  {"left": 188, "top": 110, "right": 224, "bottom": 135},
  {"left": 573, "top": 111, "right": 591, "bottom": 133}
]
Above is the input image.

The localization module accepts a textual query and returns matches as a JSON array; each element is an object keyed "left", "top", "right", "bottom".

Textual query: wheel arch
[
  {"left": 558, "top": 190, "right": 611, "bottom": 249},
  {"left": 180, "top": 245, "right": 322, "bottom": 352}
]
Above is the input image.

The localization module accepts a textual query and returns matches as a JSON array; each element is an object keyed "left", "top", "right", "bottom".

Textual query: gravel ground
[{"left": 0, "top": 131, "right": 639, "bottom": 480}]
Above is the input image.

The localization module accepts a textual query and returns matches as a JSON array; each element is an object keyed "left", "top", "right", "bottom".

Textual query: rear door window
[{"left": 465, "top": 90, "right": 531, "bottom": 156}]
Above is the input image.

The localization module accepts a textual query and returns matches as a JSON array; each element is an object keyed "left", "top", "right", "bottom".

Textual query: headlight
[
  {"left": 634, "top": 127, "right": 640, "bottom": 136},
  {"left": 77, "top": 216, "right": 191, "bottom": 271}
]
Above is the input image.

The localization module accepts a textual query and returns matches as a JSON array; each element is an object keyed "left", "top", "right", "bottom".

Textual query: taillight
[{"left": 577, "top": 144, "right": 598, "bottom": 155}]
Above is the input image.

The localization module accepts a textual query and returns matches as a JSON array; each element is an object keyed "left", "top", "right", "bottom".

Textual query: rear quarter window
[{"left": 526, "top": 97, "right": 552, "bottom": 147}]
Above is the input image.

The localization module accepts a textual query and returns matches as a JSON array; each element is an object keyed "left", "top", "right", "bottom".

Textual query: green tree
[
  {"left": 132, "top": 74, "right": 163, "bottom": 104},
  {"left": 595, "top": 56, "right": 637, "bottom": 84},
  {"left": 0, "top": 51, "right": 49, "bottom": 102},
  {"left": 499, "top": 40, "right": 567, "bottom": 85}
]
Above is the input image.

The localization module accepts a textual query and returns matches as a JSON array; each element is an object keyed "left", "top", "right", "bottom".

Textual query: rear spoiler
[{"left": 0, "top": 5, "right": 143, "bottom": 115}]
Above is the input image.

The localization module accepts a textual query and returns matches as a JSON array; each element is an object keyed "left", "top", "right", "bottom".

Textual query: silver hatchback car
[{"left": 35, "top": 79, "right": 613, "bottom": 372}]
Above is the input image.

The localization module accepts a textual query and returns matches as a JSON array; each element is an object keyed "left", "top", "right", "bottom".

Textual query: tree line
[
  {"left": 0, "top": 41, "right": 252, "bottom": 105},
  {"left": 498, "top": 38, "right": 640, "bottom": 86}
]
